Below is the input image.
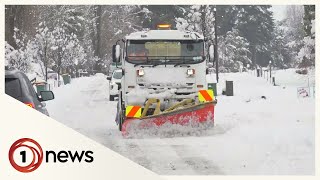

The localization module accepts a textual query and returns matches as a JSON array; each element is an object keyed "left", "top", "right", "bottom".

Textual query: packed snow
[{"left": 46, "top": 69, "right": 314, "bottom": 175}]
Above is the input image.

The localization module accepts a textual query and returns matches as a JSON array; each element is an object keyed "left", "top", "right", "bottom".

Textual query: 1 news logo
[
  {"left": 9, "top": 138, "right": 94, "bottom": 173},
  {"left": 9, "top": 138, "right": 43, "bottom": 173}
]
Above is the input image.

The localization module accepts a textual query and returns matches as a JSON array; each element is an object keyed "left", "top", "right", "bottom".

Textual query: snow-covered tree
[
  {"left": 5, "top": 28, "right": 31, "bottom": 73},
  {"left": 28, "top": 22, "right": 54, "bottom": 80},
  {"left": 176, "top": 5, "right": 215, "bottom": 45},
  {"left": 297, "top": 5, "right": 315, "bottom": 67},
  {"left": 270, "top": 22, "right": 295, "bottom": 68},
  {"left": 50, "top": 26, "right": 86, "bottom": 84},
  {"left": 235, "top": 5, "right": 275, "bottom": 67},
  {"left": 177, "top": 5, "right": 275, "bottom": 68},
  {"left": 98, "top": 5, "right": 150, "bottom": 62},
  {"left": 141, "top": 5, "right": 185, "bottom": 29},
  {"left": 220, "top": 29, "right": 251, "bottom": 71}
]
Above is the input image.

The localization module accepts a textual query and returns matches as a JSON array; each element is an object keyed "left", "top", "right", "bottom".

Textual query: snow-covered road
[{"left": 46, "top": 70, "right": 314, "bottom": 175}]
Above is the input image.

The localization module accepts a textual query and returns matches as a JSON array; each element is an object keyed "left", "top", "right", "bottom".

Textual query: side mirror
[
  {"left": 40, "top": 91, "right": 54, "bottom": 101},
  {"left": 209, "top": 45, "right": 214, "bottom": 62},
  {"left": 107, "top": 76, "right": 111, "bottom": 81},
  {"left": 112, "top": 44, "right": 121, "bottom": 63},
  {"left": 116, "top": 45, "right": 121, "bottom": 59}
]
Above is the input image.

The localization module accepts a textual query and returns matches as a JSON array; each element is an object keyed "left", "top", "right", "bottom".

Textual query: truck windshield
[{"left": 126, "top": 40, "right": 204, "bottom": 65}]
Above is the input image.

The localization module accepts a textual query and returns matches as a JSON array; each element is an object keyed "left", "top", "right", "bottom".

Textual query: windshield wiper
[
  {"left": 152, "top": 63, "right": 161, "bottom": 67},
  {"left": 133, "top": 59, "right": 150, "bottom": 67},
  {"left": 174, "top": 59, "right": 195, "bottom": 67},
  {"left": 134, "top": 62, "right": 149, "bottom": 67}
]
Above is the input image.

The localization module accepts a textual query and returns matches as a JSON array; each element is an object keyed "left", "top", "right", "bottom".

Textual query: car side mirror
[
  {"left": 40, "top": 91, "right": 54, "bottom": 101},
  {"left": 112, "top": 44, "right": 121, "bottom": 63},
  {"left": 107, "top": 76, "right": 111, "bottom": 81},
  {"left": 209, "top": 45, "right": 214, "bottom": 62}
]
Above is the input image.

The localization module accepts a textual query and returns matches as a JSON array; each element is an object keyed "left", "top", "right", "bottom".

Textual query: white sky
[{"left": 271, "top": 5, "right": 287, "bottom": 21}]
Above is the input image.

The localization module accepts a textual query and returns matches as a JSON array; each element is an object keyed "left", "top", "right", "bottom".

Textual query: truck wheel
[
  {"left": 118, "top": 93, "right": 125, "bottom": 131},
  {"left": 119, "top": 112, "right": 123, "bottom": 131},
  {"left": 109, "top": 95, "right": 114, "bottom": 101}
]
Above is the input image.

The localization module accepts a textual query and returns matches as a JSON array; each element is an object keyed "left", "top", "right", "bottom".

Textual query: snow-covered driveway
[{"left": 46, "top": 71, "right": 314, "bottom": 175}]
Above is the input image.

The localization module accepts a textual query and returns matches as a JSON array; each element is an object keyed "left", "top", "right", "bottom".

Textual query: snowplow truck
[{"left": 112, "top": 24, "right": 217, "bottom": 136}]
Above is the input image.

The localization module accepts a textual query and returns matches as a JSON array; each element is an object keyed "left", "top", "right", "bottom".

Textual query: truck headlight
[
  {"left": 187, "top": 69, "right": 195, "bottom": 76},
  {"left": 137, "top": 69, "right": 145, "bottom": 77}
]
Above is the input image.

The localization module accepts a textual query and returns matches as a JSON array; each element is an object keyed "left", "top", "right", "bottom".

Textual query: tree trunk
[
  {"left": 95, "top": 5, "right": 102, "bottom": 58},
  {"left": 57, "top": 47, "right": 62, "bottom": 87},
  {"left": 5, "top": 6, "right": 17, "bottom": 48},
  {"left": 44, "top": 42, "right": 48, "bottom": 81}
]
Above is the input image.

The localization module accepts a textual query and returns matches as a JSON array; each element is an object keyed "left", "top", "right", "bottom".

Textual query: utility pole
[{"left": 214, "top": 7, "right": 219, "bottom": 83}]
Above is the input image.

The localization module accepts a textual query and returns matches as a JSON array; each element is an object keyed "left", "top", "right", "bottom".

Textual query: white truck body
[{"left": 119, "top": 29, "right": 208, "bottom": 110}]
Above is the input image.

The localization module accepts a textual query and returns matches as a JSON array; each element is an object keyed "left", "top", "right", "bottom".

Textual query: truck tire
[
  {"left": 119, "top": 112, "right": 123, "bottom": 131},
  {"left": 118, "top": 93, "right": 125, "bottom": 131},
  {"left": 109, "top": 95, "right": 114, "bottom": 101}
]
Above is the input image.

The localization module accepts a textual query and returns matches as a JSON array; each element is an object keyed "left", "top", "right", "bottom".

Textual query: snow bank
[{"left": 273, "top": 68, "right": 315, "bottom": 87}]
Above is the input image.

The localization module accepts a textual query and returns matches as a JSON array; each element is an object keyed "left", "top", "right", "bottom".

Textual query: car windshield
[
  {"left": 113, "top": 71, "right": 122, "bottom": 79},
  {"left": 5, "top": 78, "right": 22, "bottom": 98},
  {"left": 126, "top": 40, "right": 204, "bottom": 64}
]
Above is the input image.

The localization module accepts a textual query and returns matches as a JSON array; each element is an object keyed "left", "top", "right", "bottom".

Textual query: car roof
[
  {"left": 113, "top": 69, "right": 122, "bottom": 73},
  {"left": 5, "top": 69, "right": 26, "bottom": 79}
]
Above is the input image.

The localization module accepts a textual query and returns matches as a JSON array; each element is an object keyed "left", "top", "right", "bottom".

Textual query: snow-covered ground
[{"left": 46, "top": 69, "right": 314, "bottom": 175}]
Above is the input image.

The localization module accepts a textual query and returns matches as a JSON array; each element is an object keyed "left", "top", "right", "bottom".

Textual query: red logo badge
[{"left": 9, "top": 138, "right": 43, "bottom": 173}]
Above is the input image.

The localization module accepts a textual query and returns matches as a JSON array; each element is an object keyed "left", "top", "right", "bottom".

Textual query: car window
[
  {"left": 113, "top": 71, "right": 122, "bottom": 79},
  {"left": 5, "top": 78, "right": 22, "bottom": 98}
]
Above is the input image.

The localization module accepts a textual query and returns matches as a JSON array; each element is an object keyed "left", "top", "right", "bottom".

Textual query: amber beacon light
[{"left": 157, "top": 24, "right": 172, "bottom": 30}]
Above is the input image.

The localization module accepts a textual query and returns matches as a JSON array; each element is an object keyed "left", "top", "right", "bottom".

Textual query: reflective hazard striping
[
  {"left": 198, "top": 90, "right": 214, "bottom": 102},
  {"left": 125, "top": 106, "right": 142, "bottom": 118}
]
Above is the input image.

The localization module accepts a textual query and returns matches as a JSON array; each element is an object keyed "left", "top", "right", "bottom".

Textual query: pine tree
[
  {"left": 220, "top": 28, "right": 251, "bottom": 71},
  {"left": 297, "top": 5, "right": 315, "bottom": 67},
  {"left": 303, "top": 5, "right": 315, "bottom": 38},
  {"left": 235, "top": 5, "right": 275, "bottom": 67},
  {"left": 270, "top": 23, "right": 294, "bottom": 68}
]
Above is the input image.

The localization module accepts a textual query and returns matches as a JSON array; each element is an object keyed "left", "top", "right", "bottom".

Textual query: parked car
[
  {"left": 107, "top": 69, "right": 122, "bottom": 101},
  {"left": 108, "top": 62, "right": 122, "bottom": 76},
  {"left": 5, "top": 69, "right": 55, "bottom": 116}
]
